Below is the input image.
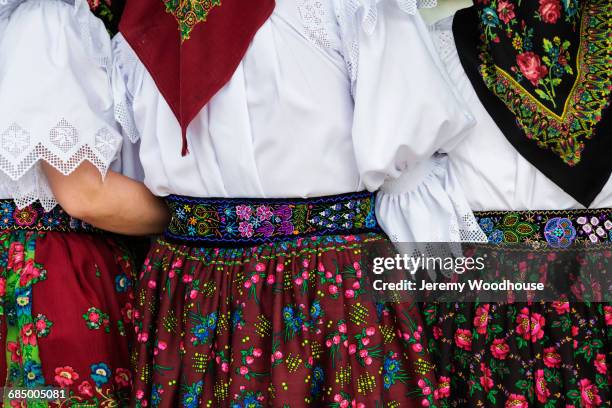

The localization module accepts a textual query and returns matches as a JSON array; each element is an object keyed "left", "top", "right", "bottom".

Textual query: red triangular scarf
[{"left": 120, "top": 0, "right": 275, "bottom": 155}]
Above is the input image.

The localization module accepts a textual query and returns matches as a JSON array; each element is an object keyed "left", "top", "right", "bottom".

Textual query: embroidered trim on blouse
[
  {"left": 162, "top": 0, "right": 222, "bottom": 41},
  {"left": 474, "top": 209, "right": 612, "bottom": 248},
  {"left": 0, "top": 200, "right": 98, "bottom": 233},
  {"left": 164, "top": 191, "right": 381, "bottom": 247},
  {"left": 477, "top": 0, "right": 610, "bottom": 166}
]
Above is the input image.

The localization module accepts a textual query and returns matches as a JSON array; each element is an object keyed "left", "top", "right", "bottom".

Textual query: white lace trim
[
  {"left": 378, "top": 155, "right": 487, "bottom": 243},
  {"left": 429, "top": 15, "right": 455, "bottom": 62},
  {"left": 296, "top": 0, "right": 339, "bottom": 50},
  {"left": 0, "top": 121, "right": 122, "bottom": 210},
  {"left": 111, "top": 34, "right": 141, "bottom": 143},
  {"left": 0, "top": 0, "right": 122, "bottom": 211},
  {"left": 334, "top": 0, "right": 437, "bottom": 92}
]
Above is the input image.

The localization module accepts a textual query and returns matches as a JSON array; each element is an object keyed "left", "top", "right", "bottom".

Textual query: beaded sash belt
[
  {"left": 164, "top": 191, "right": 382, "bottom": 247},
  {"left": 474, "top": 209, "right": 612, "bottom": 248},
  {"left": 0, "top": 200, "right": 97, "bottom": 234}
]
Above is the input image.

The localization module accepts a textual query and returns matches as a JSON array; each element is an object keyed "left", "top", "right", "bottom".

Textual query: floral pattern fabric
[
  {"left": 164, "top": 192, "right": 380, "bottom": 247},
  {"left": 476, "top": 209, "right": 612, "bottom": 247},
  {"left": 0, "top": 203, "right": 137, "bottom": 406},
  {"left": 452, "top": 0, "right": 611, "bottom": 206},
  {"left": 162, "top": 0, "right": 222, "bottom": 41},
  {"left": 0, "top": 200, "right": 97, "bottom": 233},
  {"left": 422, "top": 209, "right": 611, "bottom": 407},
  {"left": 131, "top": 233, "right": 437, "bottom": 407},
  {"left": 474, "top": 0, "right": 610, "bottom": 166}
]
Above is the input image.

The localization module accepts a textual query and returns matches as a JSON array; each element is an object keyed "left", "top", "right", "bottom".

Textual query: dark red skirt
[
  {"left": 131, "top": 193, "right": 437, "bottom": 407},
  {"left": 0, "top": 201, "right": 136, "bottom": 406}
]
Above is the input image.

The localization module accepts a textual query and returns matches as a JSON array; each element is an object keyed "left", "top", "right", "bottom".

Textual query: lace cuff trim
[
  {"left": 0, "top": 0, "right": 123, "bottom": 211},
  {"left": 0, "top": 121, "right": 122, "bottom": 211}
]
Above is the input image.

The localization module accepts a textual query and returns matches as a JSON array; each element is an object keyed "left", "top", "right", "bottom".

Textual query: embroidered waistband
[
  {"left": 474, "top": 209, "right": 612, "bottom": 247},
  {"left": 0, "top": 200, "right": 97, "bottom": 234},
  {"left": 163, "top": 191, "right": 382, "bottom": 247}
]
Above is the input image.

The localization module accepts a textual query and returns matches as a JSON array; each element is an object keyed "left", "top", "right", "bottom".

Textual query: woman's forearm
[{"left": 42, "top": 161, "right": 170, "bottom": 235}]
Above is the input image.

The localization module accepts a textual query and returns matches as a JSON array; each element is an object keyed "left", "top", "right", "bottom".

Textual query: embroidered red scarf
[{"left": 119, "top": 0, "right": 275, "bottom": 155}]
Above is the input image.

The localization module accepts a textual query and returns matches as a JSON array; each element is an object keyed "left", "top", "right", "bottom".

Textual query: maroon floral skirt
[
  {"left": 423, "top": 210, "right": 611, "bottom": 407},
  {"left": 131, "top": 193, "right": 437, "bottom": 407},
  {"left": 0, "top": 201, "right": 136, "bottom": 406}
]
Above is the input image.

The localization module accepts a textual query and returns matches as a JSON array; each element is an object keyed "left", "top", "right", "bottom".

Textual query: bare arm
[{"left": 42, "top": 161, "right": 170, "bottom": 236}]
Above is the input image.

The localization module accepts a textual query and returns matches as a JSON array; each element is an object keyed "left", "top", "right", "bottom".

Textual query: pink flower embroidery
[
  {"left": 543, "top": 346, "right": 561, "bottom": 368},
  {"left": 515, "top": 307, "right": 545, "bottom": 342},
  {"left": 579, "top": 378, "right": 602, "bottom": 408},
  {"left": 454, "top": 328, "right": 472, "bottom": 351},
  {"left": 535, "top": 369, "right": 550, "bottom": 403},
  {"left": 505, "top": 394, "right": 528, "bottom": 408},
  {"left": 497, "top": 0, "right": 515, "bottom": 24},
  {"left": 517, "top": 52, "right": 549, "bottom": 86},
  {"left": 238, "top": 222, "right": 254, "bottom": 238},
  {"left": 538, "top": 0, "right": 562, "bottom": 23},
  {"left": 55, "top": 366, "right": 79, "bottom": 387},
  {"left": 490, "top": 338, "right": 510, "bottom": 359},
  {"left": 235, "top": 205, "right": 252, "bottom": 221}
]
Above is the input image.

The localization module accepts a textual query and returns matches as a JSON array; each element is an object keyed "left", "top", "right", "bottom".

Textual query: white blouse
[
  {"left": 0, "top": 0, "right": 135, "bottom": 211},
  {"left": 0, "top": 0, "right": 488, "bottom": 243},
  {"left": 112, "top": 0, "right": 487, "bottom": 242},
  {"left": 429, "top": 17, "right": 612, "bottom": 211}
]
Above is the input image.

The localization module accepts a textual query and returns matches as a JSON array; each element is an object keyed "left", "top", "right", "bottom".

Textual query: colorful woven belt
[
  {"left": 164, "top": 191, "right": 382, "bottom": 247},
  {"left": 0, "top": 200, "right": 97, "bottom": 234},
  {"left": 474, "top": 209, "right": 612, "bottom": 247}
]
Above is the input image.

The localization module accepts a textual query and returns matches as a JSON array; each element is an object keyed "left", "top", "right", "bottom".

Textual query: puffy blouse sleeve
[
  {"left": 0, "top": 0, "right": 125, "bottom": 211},
  {"left": 336, "top": 0, "right": 486, "bottom": 242}
]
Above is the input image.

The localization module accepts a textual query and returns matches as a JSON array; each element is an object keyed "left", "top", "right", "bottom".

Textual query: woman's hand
[{"left": 42, "top": 161, "right": 170, "bottom": 236}]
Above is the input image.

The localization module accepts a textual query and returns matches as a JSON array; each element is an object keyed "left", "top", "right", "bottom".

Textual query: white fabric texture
[
  {"left": 430, "top": 17, "right": 612, "bottom": 211},
  {"left": 0, "top": 0, "right": 125, "bottom": 211},
  {"left": 111, "top": 0, "right": 484, "bottom": 242}
]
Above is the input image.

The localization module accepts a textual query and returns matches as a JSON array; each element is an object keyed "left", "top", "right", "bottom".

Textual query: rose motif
[
  {"left": 543, "top": 346, "right": 561, "bottom": 368},
  {"left": 505, "top": 394, "right": 528, "bottom": 408},
  {"left": 497, "top": 0, "right": 516, "bottom": 24},
  {"left": 544, "top": 217, "right": 576, "bottom": 248},
  {"left": 594, "top": 353, "right": 607, "bottom": 375},
  {"left": 579, "top": 378, "right": 602, "bottom": 408},
  {"left": 516, "top": 307, "right": 545, "bottom": 342},
  {"left": 479, "top": 363, "right": 494, "bottom": 391},
  {"left": 435, "top": 376, "right": 450, "bottom": 399},
  {"left": 517, "top": 52, "right": 549, "bottom": 86},
  {"left": 454, "top": 328, "right": 472, "bottom": 351},
  {"left": 473, "top": 304, "right": 490, "bottom": 334},
  {"left": 538, "top": 0, "right": 562, "bottom": 24},
  {"left": 535, "top": 369, "right": 550, "bottom": 403},
  {"left": 490, "top": 338, "right": 509, "bottom": 359}
]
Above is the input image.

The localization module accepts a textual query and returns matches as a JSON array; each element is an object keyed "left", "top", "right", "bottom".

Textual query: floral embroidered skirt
[
  {"left": 131, "top": 193, "right": 437, "bottom": 407},
  {"left": 0, "top": 201, "right": 136, "bottom": 407},
  {"left": 423, "top": 210, "right": 611, "bottom": 408}
]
